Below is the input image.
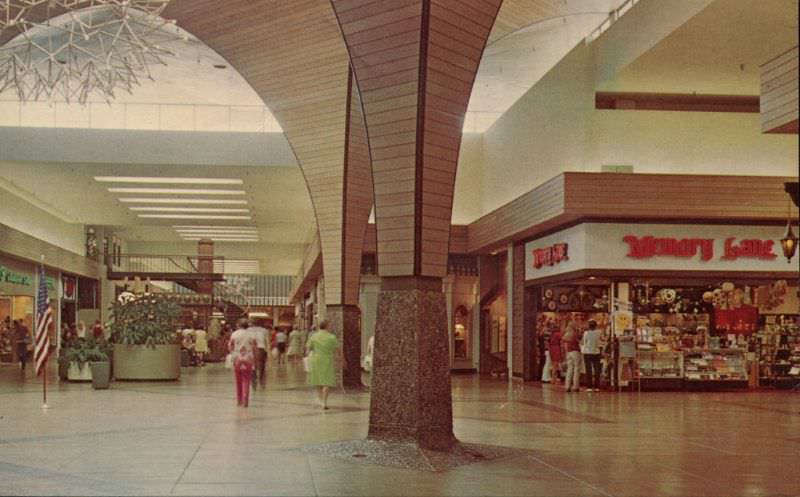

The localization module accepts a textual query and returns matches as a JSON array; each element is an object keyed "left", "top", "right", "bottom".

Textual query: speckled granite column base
[
  {"left": 368, "top": 276, "right": 456, "bottom": 451},
  {"left": 299, "top": 439, "right": 529, "bottom": 472},
  {"left": 326, "top": 304, "right": 362, "bottom": 388}
]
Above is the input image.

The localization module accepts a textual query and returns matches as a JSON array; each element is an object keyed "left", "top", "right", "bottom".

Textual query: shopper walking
[
  {"left": 249, "top": 320, "right": 268, "bottom": 388},
  {"left": 228, "top": 318, "right": 257, "bottom": 407},
  {"left": 286, "top": 327, "right": 302, "bottom": 364},
  {"left": 548, "top": 324, "right": 563, "bottom": 384},
  {"left": 275, "top": 328, "right": 288, "bottom": 365},
  {"left": 13, "top": 320, "right": 30, "bottom": 370},
  {"left": 194, "top": 327, "right": 208, "bottom": 367},
  {"left": 306, "top": 320, "right": 341, "bottom": 409},
  {"left": 581, "top": 320, "right": 602, "bottom": 391},
  {"left": 562, "top": 320, "right": 582, "bottom": 392}
]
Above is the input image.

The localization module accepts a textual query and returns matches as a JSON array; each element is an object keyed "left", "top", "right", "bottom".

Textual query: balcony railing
[{"left": 109, "top": 254, "right": 224, "bottom": 275}]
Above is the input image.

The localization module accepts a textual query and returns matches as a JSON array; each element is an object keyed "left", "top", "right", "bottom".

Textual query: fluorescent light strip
[
  {"left": 95, "top": 176, "right": 243, "bottom": 185},
  {"left": 109, "top": 188, "right": 245, "bottom": 195},
  {"left": 177, "top": 231, "right": 259, "bottom": 236},
  {"left": 182, "top": 238, "right": 260, "bottom": 242},
  {"left": 138, "top": 214, "right": 252, "bottom": 220},
  {"left": 129, "top": 207, "right": 250, "bottom": 213},
  {"left": 172, "top": 225, "right": 255, "bottom": 229},
  {"left": 178, "top": 232, "right": 259, "bottom": 238},
  {"left": 120, "top": 198, "right": 248, "bottom": 205},
  {"left": 175, "top": 228, "right": 258, "bottom": 232}
]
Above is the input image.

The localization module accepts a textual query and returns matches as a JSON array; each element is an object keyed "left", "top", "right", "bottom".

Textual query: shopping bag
[
  {"left": 224, "top": 353, "right": 233, "bottom": 369},
  {"left": 303, "top": 352, "right": 312, "bottom": 372},
  {"left": 271, "top": 347, "right": 279, "bottom": 359}
]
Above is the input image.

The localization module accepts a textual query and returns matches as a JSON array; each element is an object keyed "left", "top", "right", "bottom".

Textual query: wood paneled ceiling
[{"left": 164, "top": 0, "right": 372, "bottom": 304}]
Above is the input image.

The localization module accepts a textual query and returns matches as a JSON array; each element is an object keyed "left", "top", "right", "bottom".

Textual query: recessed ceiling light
[
  {"left": 119, "top": 198, "right": 248, "bottom": 205},
  {"left": 129, "top": 207, "right": 250, "bottom": 213},
  {"left": 137, "top": 214, "right": 251, "bottom": 219},
  {"left": 109, "top": 188, "right": 245, "bottom": 195},
  {"left": 172, "top": 225, "right": 255, "bottom": 229},
  {"left": 182, "top": 238, "right": 260, "bottom": 242},
  {"left": 95, "top": 176, "right": 243, "bottom": 184},
  {"left": 176, "top": 230, "right": 259, "bottom": 235}
]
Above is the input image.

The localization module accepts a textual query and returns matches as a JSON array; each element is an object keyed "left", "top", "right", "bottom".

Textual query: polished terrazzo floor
[{"left": 1, "top": 361, "right": 798, "bottom": 497}]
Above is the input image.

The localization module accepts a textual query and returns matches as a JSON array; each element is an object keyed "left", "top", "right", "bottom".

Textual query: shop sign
[
  {"left": 623, "top": 235, "right": 777, "bottom": 262},
  {"left": 0, "top": 265, "right": 32, "bottom": 286},
  {"left": 532, "top": 243, "right": 569, "bottom": 269}
]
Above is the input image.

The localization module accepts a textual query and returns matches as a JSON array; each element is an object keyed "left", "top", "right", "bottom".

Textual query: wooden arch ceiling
[
  {"left": 161, "top": 0, "right": 373, "bottom": 306},
  {"left": 1, "top": 0, "right": 584, "bottom": 293}
]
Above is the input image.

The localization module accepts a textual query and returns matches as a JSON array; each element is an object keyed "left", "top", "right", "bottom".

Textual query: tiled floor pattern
[{"left": 0, "top": 361, "right": 798, "bottom": 496}]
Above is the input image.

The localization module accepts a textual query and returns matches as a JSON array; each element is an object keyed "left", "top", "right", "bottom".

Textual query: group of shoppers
[
  {"left": 548, "top": 317, "right": 604, "bottom": 392},
  {"left": 227, "top": 318, "right": 340, "bottom": 409}
]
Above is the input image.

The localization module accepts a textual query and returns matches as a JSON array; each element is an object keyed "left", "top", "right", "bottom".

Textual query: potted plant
[
  {"left": 108, "top": 294, "right": 182, "bottom": 380},
  {"left": 59, "top": 337, "right": 109, "bottom": 383}
]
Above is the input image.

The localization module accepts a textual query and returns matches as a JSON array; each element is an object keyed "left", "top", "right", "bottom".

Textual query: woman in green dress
[{"left": 306, "top": 320, "right": 341, "bottom": 409}]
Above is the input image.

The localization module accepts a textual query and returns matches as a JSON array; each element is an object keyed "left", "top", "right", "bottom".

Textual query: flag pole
[{"left": 40, "top": 255, "right": 50, "bottom": 410}]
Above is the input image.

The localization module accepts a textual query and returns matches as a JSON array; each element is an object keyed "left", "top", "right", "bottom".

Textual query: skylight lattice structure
[{"left": 0, "top": 0, "right": 181, "bottom": 104}]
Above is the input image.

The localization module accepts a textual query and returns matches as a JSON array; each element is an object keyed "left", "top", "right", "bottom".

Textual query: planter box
[
  {"left": 67, "top": 362, "right": 92, "bottom": 381},
  {"left": 113, "top": 344, "right": 180, "bottom": 380}
]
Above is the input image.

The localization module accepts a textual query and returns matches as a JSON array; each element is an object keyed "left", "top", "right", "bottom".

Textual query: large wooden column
[
  {"left": 331, "top": 0, "right": 502, "bottom": 449},
  {"left": 167, "top": 1, "right": 373, "bottom": 385}
]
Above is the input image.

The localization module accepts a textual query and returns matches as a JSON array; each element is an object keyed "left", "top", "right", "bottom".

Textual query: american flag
[{"left": 34, "top": 264, "right": 53, "bottom": 376}]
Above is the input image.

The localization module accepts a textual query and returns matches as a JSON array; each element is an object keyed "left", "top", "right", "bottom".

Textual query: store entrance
[{"left": 0, "top": 295, "right": 34, "bottom": 365}]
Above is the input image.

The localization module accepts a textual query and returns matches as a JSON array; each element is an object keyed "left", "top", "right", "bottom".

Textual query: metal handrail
[{"left": 110, "top": 254, "right": 224, "bottom": 274}]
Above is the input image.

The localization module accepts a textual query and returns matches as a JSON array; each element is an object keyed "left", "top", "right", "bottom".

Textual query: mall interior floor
[{"left": 0, "top": 361, "right": 798, "bottom": 497}]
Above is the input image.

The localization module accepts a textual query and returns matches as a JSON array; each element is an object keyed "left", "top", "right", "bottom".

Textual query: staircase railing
[{"left": 109, "top": 254, "right": 224, "bottom": 274}]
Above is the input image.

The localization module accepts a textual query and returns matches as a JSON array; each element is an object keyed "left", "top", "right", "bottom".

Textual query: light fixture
[
  {"left": 96, "top": 176, "right": 243, "bottom": 184},
  {"left": 128, "top": 207, "right": 249, "bottom": 213},
  {"left": 109, "top": 188, "right": 245, "bottom": 195},
  {"left": 182, "top": 238, "right": 259, "bottom": 242},
  {"left": 119, "top": 198, "right": 247, "bottom": 204},
  {"left": 779, "top": 200, "right": 798, "bottom": 263},
  {"left": 137, "top": 214, "right": 251, "bottom": 219},
  {"left": 177, "top": 231, "right": 258, "bottom": 235},
  {"left": 172, "top": 225, "right": 255, "bottom": 229},
  {"left": 0, "top": 1, "right": 180, "bottom": 104}
]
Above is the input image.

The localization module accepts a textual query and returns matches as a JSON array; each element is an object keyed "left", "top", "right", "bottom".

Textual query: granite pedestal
[{"left": 367, "top": 276, "right": 456, "bottom": 450}]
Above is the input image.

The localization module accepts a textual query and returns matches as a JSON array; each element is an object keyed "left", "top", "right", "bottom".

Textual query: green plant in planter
[
  {"left": 108, "top": 294, "right": 182, "bottom": 348},
  {"left": 58, "top": 336, "right": 109, "bottom": 366}
]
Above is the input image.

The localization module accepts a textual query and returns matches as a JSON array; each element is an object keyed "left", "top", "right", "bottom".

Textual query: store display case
[
  {"left": 635, "top": 349, "right": 684, "bottom": 390},
  {"left": 684, "top": 349, "right": 748, "bottom": 389}
]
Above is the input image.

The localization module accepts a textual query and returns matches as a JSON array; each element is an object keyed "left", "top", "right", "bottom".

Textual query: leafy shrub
[{"left": 108, "top": 295, "right": 182, "bottom": 348}]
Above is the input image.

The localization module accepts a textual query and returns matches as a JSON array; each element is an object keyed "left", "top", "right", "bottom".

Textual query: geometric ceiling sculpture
[{"left": 0, "top": 0, "right": 180, "bottom": 103}]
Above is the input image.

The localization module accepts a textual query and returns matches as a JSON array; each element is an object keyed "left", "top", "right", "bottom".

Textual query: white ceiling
[
  {"left": 598, "top": 0, "right": 799, "bottom": 94},
  {"left": 0, "top": 161, "right": 314, "bottom": 244}
]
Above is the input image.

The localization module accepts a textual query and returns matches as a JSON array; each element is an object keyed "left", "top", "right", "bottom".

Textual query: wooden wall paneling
[
  {"left": 468, "top": 173, "right": 799, "bottom": 255},
  {"left": 761, "top": 46, "right": 799, "bottom": 134},
  {"left": 512, "top": 243, "right": 525, "bottom": 377},
  {"left": 342, "top": 71, "right": 374, "bottom": 305}
]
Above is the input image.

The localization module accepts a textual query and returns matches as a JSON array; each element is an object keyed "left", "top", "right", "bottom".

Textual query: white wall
[
  {"left": 476, "top": 1, "right": 798, "bottom": 217},
  {"left": 481, "top": 43, "right": 595, "bottom": 214},
  {"left": 586, "top": 111, "right": 798, "bottom": 175},
  {"left": 0, "top": 190, "right": 84, "bottom": 255},
  {"left": 452, "top": 133, "right": 484, "bottom": 224}
]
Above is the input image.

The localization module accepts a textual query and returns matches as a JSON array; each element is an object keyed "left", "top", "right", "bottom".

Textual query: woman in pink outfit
[{"left": 228, "top": 318, "right": 257, "bottom": 407}]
